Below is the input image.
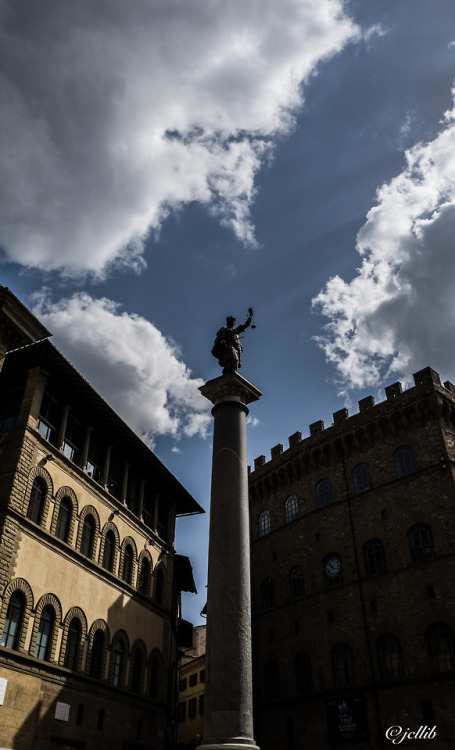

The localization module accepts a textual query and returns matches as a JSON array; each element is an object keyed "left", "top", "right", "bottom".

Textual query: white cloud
[
  {"left": 0, "top": 0, "right": 358, "bottom": 277},
  {"left": 32, "top": 291, "right": 211, "bottom": 445},
  {"left": 313, "top": 88, "right": 455, "bottom": 392}
]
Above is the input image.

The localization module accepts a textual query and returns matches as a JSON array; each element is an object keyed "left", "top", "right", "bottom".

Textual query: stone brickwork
[
  {"left": 249, "top": 367, "right": 455, "bottom": 750},
  {"left": 0, "top": 294, "right": 202, "bottom": 750}
]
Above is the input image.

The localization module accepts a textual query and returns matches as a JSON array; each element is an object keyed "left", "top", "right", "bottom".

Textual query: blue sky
[{"left": 2, "top": 0, "right": 455, "bottom": 623}]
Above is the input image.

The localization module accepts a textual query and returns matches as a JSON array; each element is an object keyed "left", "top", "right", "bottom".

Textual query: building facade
[
  {"left": 0, "top": 287, "right": 202, "bottom": 750},
  {"left": 249, "top": 367, "right": 455, "bottom": 749},
  {"left": 177, "top": 625, "right": 206, "bottom": 750}
]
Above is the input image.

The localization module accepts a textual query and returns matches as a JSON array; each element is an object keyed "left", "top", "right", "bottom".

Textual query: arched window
[
  {"left": 102, "top": 531, "right": 115, "bottom": 571},
  {"left": 122, "top": 545, "right": 133, "bottom": 584},
  {"left": 394, "top": 445, "right": 416, "bottom": 478},
  {"left": 363, "top": 539, "right": 387, "bottom": 577},
  {"left": 331, "top": 644, "right": 354, "bottom": 689},
  {"left": 64, "top": 618, "right": 81, "bottom": 671},
  {"left": 294, "top": 652, "right": 312, "bottom": 694},
  {"left": 352, "top": 463, "right": 372, "bottom": 494},
  {"left": 90, "top": 629, "right": 105, "bottom": 679},
  {"left": 285, "top": 495, "right": 299, "bottom": 523},
  {"left": 55, "top": 497, "right": 72, "bottom": 542},
  {"left": 408, "top": 523, "right": 435, "bottom": 563},
  {"left": 131, "top": 649, "right": 143, "bottom": 693},
  {"left": 27, "top": 478, "right": 46, "bottom": 524},
  {"left": 426, "top": 623, "right": 455, "bottom": 673},
  {"left": 289, "top": 566, "right": 305, "bottom": 599},
  {"left": 111, "top": 639, "right": 124, "bottom": 686},
  {"left": 149, "top": 654, "right": 160, "bottom": 699},
  {"left": 264, "top": 661, "right": 280, "bottom": 701},
  {"left": 258, "top": 510, "right": 271, "bottom": 538},
  {"left": 260, "top": 579, "right": 274, "bottom": 611},
  {"left": 138, "top": 558, "right": 150, "bottom": 594},
  {"left": 1, "top": 592, "right": 24, "bottom": 650},
  {"left": 376, "top": 634, "right": 402, "bottom": 680},
  {"left": 315, "top": 479, "right": 333, "bottom": 508},
  {"left": 34, "top": 606, "right": 54, "bottom": 660},
  {"left": 80, "top": 515, "right": 95, "bottom": 558},
  {"left": 155, "top": 569, "right": 164, "bottom": 605}
]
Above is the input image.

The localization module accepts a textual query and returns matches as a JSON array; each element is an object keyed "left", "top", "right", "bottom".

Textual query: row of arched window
[
  {"left": 26, "top": 477, "right": 165, "bottom": 603},
  {"left": 263, "top": 623, "right": 455, "bottom": 701},
  {"left": 257, "top": 445, "right": 417, "bottom": 537},
  {"left": 0, "top": 581, "right": 162, "bottom": 699},
  {"left": 259, "top": 524, "right": 436, "bottom": 609}
]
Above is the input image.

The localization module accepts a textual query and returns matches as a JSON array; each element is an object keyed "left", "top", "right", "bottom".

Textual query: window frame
[
  {"left": 34, "top": 605, "right": 54, "bottom": 660},
  {"left": 27, "top": 478, "right": 46, "bottom": 525},
  {"left": 1, "top": 592, "right": 24, "bottom": 650},
  {"left": 394, "top": 445, "right": 417, "bottom": 478},
  {"left": 285, "top": 495, "right": 299, "bottom": 523},
  {"left": 258, "top": 510, "right": 271, "bottom": 538},
  {"left": 408, "top": 523, "right": 435, "bottom": 563},
  {"left": 352, "top": 463, "right": 373, "bottom": 494},
  {"left": 315, "top": 478, "right": 333, "bottom": 508}
]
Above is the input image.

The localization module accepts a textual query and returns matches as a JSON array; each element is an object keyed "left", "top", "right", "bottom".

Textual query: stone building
[
  {"left": 0, "top": 286, "right": 202, "bottom": 750},
  {"left": 177, "top": 624, "right": 206, "bottom": 749},
  {"left": 249, "top": 367, "right": 455, "bottom": 749}
]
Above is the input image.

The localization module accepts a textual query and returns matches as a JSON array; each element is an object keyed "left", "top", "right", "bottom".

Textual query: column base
[{"left": 201, "top": 740, "right": 260, "bottom": 750}]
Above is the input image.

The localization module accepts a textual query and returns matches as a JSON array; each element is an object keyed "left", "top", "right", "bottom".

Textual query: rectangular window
[
  {"left": 37, "top": 391, "right": 61, "bottom": 445},
  {"left": 62, "top": 414, "right": 83, "bottom": 464},
  {"left": 178, "top": 702, "right": 186, "bottom": 722},
  {"left": 76, "top": 703, "right": 84, "bottom": 726},
  {"left": 0, "top": 381, "right": 24, "bottom": 434},
  {"left": 179, "top": 678, "right": 187, "bottom": 692},
  {"left": 107, "top": 454, "right": 122, "bottom": 500},
  {"left": 157, "top": 504, "right": 169, "bottom": 541},
  {"left": 86, "top": 439, "right": 104, "bottom": 484},
  {"left": 199, "top": 669, "right": 205, "bottom": 683},
  {"left": 142, "top": 492, "right": 154, "bottom": 529},
  {"left": 188, "top": 698, "right": 197, "bottom": 719},
  {"left": 189, "top": 673, "right": 197, "bottom": 687},
  {"left": 126, "top": 474, "right": 140, "bottom": 515}
]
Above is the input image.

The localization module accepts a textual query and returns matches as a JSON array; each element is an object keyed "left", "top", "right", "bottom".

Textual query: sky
[{"left": 2, "top": 0, "right": 455, "bottom": 624}]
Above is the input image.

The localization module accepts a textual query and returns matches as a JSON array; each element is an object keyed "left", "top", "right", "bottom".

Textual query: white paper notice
[
  {"left": 54, "top": 701, "right": 70, "bottom": 722},
  {"left": 0, "top": 678, "right": 7, "bottom": 706}
]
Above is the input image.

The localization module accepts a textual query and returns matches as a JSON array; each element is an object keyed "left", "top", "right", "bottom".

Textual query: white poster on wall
[
  {"left": 0, "top": 678, "right": 7, "bottom": 705},
  {"left": 55, "top": 701, "right": 71, "bottom": 722}
]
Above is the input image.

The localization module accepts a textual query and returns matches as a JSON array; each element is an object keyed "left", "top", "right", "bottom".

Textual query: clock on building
[{"left": 324, "top": 555, "right": 341, "bottom": 577}]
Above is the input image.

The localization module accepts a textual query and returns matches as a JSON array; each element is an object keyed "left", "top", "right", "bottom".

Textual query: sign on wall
[
  {"left": 54, "top": 701, "right": 71, "bottom": 722},
  {"left": 326, "top": 695, "right": 369, "bottom": 742},
  {"left": 0, "top": 678, "right": 7, "bottom": 706}
]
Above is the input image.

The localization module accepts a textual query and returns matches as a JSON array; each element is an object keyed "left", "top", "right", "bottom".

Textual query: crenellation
[
  {"left": 413, "top": 366, "right": 442, "bottom": 387},
  {"left": 309, "top": 420, "right": 324, "bottom": 436},
  {"left": 332, "top": 407, "right": 349, "bottom": 424},
  {"left": 359, "top": 395, "right": 375, "bottom": 411},
  {"left": 251, "top": 366, "right": 455, "bottom": 476},
  {"left": 270, "top": 444, "right": 283, "bottom": 459},
  {"left": 385, "top": 382, "right": 402, "bottom": 400}
]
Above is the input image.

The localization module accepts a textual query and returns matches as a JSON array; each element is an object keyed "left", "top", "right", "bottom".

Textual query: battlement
[{"left": 250, "top": 366, "right": 455, "bottom": 475}]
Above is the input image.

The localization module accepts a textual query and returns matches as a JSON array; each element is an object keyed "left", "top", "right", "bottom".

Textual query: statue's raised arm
[{"left": 211, "top": 308, "right": 254, "bottom": 374}]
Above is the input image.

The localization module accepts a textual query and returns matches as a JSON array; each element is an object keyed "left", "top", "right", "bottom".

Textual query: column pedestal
[{"left": 199, "top": 372, "right": 262, "bottom": 750}]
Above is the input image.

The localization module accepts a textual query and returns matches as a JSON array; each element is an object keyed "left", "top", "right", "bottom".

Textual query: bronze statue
[{"left": 212, "top": 308, "right": 254, "bottom": 374}]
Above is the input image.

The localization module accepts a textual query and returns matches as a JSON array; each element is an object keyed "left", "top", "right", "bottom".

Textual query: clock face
[{"left": 324, "top": 556, "right": 341, "bottom": 577}]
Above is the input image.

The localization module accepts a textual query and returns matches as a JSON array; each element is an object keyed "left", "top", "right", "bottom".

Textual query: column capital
[{"left": 199, "top": 372, "right": 262, "bottom": 408}]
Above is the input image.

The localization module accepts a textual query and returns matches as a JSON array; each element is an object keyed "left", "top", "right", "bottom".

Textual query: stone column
[{"left": 199, "top": 371, "right": 262, "bottom": 750}]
